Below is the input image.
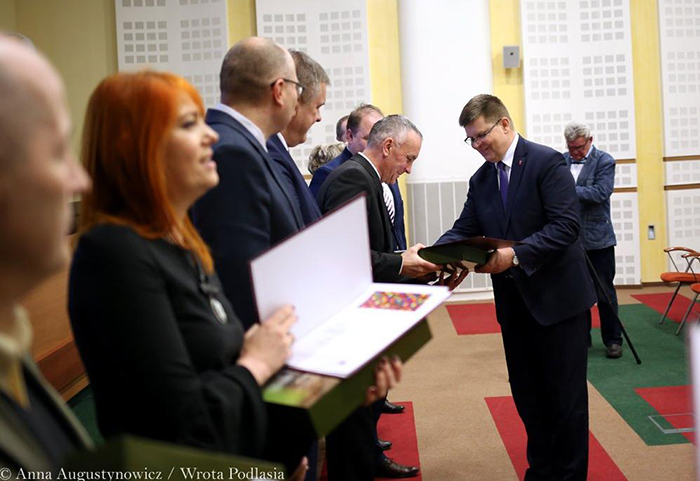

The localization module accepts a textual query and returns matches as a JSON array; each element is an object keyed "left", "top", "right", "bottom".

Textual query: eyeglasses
[
  {"left": 567, "top": 138, "right": 591, "bottom": 152},
  {"left": 271, "top": 78, "right": 305, "bottom": 97},
  {"left": 464, "top": 118, "right": 503, "bottom": 146}
]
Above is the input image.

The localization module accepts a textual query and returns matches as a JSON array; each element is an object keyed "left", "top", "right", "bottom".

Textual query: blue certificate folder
[{"left": 418, "top": 236, "right": 519, "bottom": 266}]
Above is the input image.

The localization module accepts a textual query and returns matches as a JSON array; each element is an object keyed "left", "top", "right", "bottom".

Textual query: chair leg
[
  {"left": 676, "top": 292, "right": 700, "bottom": 336},
  {"left": 660, "top": 283, "right": 682, "bottom": 325}
]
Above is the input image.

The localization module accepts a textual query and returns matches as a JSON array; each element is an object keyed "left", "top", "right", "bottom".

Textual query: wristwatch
[{"left": 512, "top": 252, "right": 520, "bottom": 267}]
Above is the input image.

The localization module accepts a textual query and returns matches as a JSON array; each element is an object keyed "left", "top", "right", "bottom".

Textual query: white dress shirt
[{"left": 211, "top": 103, "right": 268, "bottom": 152}]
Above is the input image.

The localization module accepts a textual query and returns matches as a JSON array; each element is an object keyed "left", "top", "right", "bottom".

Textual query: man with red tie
[{"left": 438, "top": 94, "right": 596, "bottom": 481}]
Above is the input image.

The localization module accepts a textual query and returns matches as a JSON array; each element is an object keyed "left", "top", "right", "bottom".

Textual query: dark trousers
[
  {"left": 326, "top": 406, "right": 375, "bottom": 481},
  {"left": 371, "top": 398, "right": 387, "bottom": 464},
  {"left": 586, "top": 246, "right": 621, "bottom": 346},
  {"left": 499, "top": 280, "right": 589, "bottom": 481}
]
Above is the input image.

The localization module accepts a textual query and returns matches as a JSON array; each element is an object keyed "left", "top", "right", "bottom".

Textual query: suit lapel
[
  {"left": 354, "top": 155, "right": 394, "bottom": 250},
  {"left": 576, "top": 147, "right": 597, "bottom": 186},
  {"left": 207, "top": 110, "right": 305, "bottom": 229},
  {"left": 504, "top": 137, "right": 528, "bottom": 234},
  {"left": 0, "top": 396, "right": 52, "bottom": 470},
  {"left": 0, "top": 358, "right": 92, "bottom": 471},
  {"left": 22, "top": 356, "right": 93, "bottom": 449}
]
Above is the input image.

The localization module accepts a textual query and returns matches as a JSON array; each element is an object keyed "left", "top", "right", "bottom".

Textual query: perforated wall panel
[
  {"left": 256, "top": 0, "right": 371, "bottom": 173},
  {"left": 610, "top": 192, "right": 641, "bottom": 285},
  {"left": 666, "top": 189, "right": 700, "bottom": 270},
  {"left": 115, "top": 0, "right": 228, "bottom": 109},
  {"left": 658, "top": 0, "right": 700, "bottom": 157},
  {"left": 520, "top": 1, "right": 637, "bottom": 158}
]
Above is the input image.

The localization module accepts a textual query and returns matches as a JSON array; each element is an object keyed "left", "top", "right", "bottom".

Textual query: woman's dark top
[{"left": 68, "top": 224, "right": 266, "bottom": 457}]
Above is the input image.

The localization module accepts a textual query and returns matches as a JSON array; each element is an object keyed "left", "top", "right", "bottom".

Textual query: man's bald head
[
  {"left": 219, "top": 36, "right": 295, "bottom": 105},
  {"left": 0, "top": 37, "right": 62, "bottom": 171},
  {"left": 0, "top": 37, "right": 90, "bottom": 299}
]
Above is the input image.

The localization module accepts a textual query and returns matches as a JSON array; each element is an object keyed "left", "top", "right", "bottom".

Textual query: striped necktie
[{"left": 382, "top": 183, "right": 395, "bottom": 225}]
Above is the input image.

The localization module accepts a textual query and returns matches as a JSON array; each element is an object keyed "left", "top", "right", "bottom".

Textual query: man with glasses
[
  {"left": 564, "top": 122, "right": 621, "bottom": 359},
  {"left": 192, "top": 37, "right": 305, "bottom": 330},
  {"left": 266, "top": 50, "right": 329, "bottom": 226},
  {"left": 437, "top": 94, "right": 595, "bottom": 480}
]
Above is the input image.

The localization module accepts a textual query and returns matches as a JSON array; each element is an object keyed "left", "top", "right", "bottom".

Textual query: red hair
[{"left": 79, "top": 71, "right": 214, "bottom": 272}]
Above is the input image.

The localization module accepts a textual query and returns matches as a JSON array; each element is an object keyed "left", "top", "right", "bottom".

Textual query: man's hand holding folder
[{"left": 418, "top": 236, "right": 521, "bottom": 289}]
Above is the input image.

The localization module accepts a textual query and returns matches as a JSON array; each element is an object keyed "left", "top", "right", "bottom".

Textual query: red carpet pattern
[
  {"left": 631, "top": 293, "right": 695, "bottom": 324},
  {"left": 485, "top": 396, "right": 626, "bottom": 480},
  {"left": 446, "top": 303, "right": 500, "bottom": 335},
  {"left": 447, "top": 303, "right": 600, "bottom": 335},
  {"left": 319, "top": 402, "right": 421, "bottom": 481},
  {"left": 376, "top": 402, "right": 422, "bottom": 481},
  {"left": 635, "top": 385, "right": 694, "bottom": 443}
]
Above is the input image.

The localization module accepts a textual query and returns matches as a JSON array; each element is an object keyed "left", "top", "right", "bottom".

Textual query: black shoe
[
  {"left": 606, "top": 343, "right": 623, "bottom": 359},
  {"left": 383, "top": 400, "right": 405, "bottom": 414},
  {"left": 377, "top": 439, "right": 393, "bottom": 451},
  {"left": 376, "top": 458, "right": 419, "bottom": 478}
]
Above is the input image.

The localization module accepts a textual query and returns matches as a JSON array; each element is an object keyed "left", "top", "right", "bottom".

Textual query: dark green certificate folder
[
  {"left": 262, "top": 318, "right": 432, "bottom": 438},
  {"left": 66, "top": 435, "right": 283, "bottom": 479},
  {"left": 418, "top": 236, "right": 518, "bottom": 265}
]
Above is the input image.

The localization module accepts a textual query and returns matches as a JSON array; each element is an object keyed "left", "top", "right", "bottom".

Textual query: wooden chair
[{"left": 659, "top": 247, "right": 700, "bottom": 328}]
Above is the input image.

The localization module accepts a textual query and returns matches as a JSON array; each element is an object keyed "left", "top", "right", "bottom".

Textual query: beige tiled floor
[{"left": 387, "top": 285, "right": 696, "bottom": 480}]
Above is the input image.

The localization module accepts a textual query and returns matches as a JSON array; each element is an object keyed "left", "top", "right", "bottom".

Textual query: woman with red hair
[{"left": 68, "top": 71, "right": 296, "bottom": 460}]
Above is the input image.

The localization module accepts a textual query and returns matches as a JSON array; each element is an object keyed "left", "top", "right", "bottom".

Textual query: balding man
[
  {"left": 266, "top": 50, "right": 328, "bottom": 226},
  {"left": 0, "top": 37, "right": 92, "bottom": 472},
  {"left": 192, "top": 37, "right": 305, "bottom": 330},
  {"left": 335, "top": 115, "right": 349, "bottom": 142}
]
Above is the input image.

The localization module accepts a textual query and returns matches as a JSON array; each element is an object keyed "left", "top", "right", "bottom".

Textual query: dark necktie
[
  {"left": 571, "top": 158, "right": 586, "bottom": 165},
  {"left": 498, "top": 161, "right": 509, "bottom": 208}
]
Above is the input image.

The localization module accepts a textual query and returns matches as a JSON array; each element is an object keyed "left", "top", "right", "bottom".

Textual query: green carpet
[
  {"left": 68, "top": 386, "right": 104, "bottom": 445},
  {"left": 587, "top": 303, "right": 690, "bottom": 446}
]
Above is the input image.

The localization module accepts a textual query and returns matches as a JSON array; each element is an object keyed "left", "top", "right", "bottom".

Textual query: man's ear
[
  {"left": 382, "top": 137, "right": 394, "bottom": 157},
  {"left": 501, "top": 117, "right": 511, "bottom": 134},
  {"left": 271, "top": 79, "right": 285, "bottom": 106}
]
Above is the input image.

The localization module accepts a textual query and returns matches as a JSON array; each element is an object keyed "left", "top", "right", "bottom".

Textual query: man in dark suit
[
  {"left": 438, "top": 95, "right": 596, "bottom": 480},
  {"left": 313, "top": 104, "right": 408, "bottom": 420},
  {"left": 192, "top": 37, "right": 304, "bottom": 330},
  {"left": 0, "top": 37, "right": 93, "bottom": 473},
  {"left": 266, "top": 50, "right": 328, "bottom": 226},
  {"left": 263, "top": 49, "right": 329, "bottom": 481},
  {"left": 317, "top": 115, "right": 440, "bottom": 480},
  {"left": 563, "top": 122, "right": 622, "bottom": 359},
  {"left": 335, "top": 114, "right": 349, "bottom": 142},
  {"left": 312, "top": 104, "right": 407, "bottom": 251}
]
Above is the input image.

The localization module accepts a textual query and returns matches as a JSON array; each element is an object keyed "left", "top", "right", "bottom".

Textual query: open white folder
[{"left": 250, "top": 195, "right": 451, "bottom": 378}]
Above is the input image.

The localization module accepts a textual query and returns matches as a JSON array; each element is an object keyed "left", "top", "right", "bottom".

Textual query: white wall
[
  {"left": 399, "top": 0, "right": 493, "bottom": 295},
  {"left": 398, "top": 0, "right": 493, "bottom": 183}
]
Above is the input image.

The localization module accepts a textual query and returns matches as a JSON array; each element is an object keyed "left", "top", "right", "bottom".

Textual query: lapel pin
[{"left": 518, "top": 159, "right": 523, "bottom": 166}]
